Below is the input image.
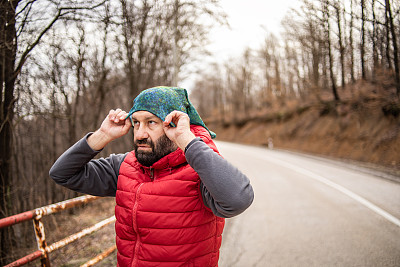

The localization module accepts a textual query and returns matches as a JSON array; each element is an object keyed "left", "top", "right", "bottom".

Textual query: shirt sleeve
[
  {"left": 49, "top": 133, "right": 127, "bottom": 197},
  {"left": 185, "top": 138, "right": 254, "bottom": 218}
]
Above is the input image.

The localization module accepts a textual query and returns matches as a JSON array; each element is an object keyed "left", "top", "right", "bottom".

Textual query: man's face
[{"left": 131, "top": 111, "right": 177, "bottom": 166}]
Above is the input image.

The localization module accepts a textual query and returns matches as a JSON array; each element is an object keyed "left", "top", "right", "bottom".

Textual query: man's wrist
[
  {"left": 87, "top": 129, "right": 112, "bottom": 151},
  {"left": 176, "top": 132, "right": 196, "bottom": 151},
  {"left": 184, "top": 137, "right": 202, "bottom": 154}
]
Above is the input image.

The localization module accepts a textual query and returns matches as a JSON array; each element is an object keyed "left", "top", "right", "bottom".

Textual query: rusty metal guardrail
[{"left": 0, "top": 195, "right": 117, "bottom": 267}]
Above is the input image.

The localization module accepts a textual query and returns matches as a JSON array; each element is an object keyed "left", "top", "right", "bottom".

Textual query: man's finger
[
  {"left": 114, "top": 110, "right": 127, "bottom": 121},
  {"left": 119, "top": 111, "right": 128, "bottom": 120},
  {"left": 108, "top": 109, "right": 116, "bottom": 120},
  {"left": 108, "top": 109, "right": 126, "bottom": 123},
  {"left": 165, "top": 111, "right": 187, "bottom": 124},
  {"left": 164, "top": 111, "right": 177, "bottom": 124}
]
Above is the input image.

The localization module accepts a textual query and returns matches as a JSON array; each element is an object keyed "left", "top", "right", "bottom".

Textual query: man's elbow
[
  {"left": 233, "top": 189, "right": 254, "bottom": 217},
  {"left": 218, "top": 188, "right": 254, "bottom": 218},
  {"left": 49, "top": 164, "right": 66, "bottom": 185}
]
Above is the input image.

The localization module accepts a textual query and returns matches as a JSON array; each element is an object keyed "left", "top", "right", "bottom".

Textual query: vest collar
[
  {"left": 132, "top": 125, "right": 212, "bottom": 171},
  {"left": 151, "top": 147, "right": 186, "bottom": 170}
]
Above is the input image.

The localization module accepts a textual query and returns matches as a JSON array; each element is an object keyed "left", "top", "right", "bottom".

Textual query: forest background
[{"left": 1, "top": 0, "right": 399, "bottom": 265}]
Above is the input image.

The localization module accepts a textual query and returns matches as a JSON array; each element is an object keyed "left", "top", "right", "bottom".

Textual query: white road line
[{"left": 265, "top": 157, "right": 400, "bottom": 228}]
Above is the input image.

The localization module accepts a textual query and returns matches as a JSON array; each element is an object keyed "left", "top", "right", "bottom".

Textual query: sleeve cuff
[
  {"left": 84, "top": 132, "right": 103, "bottom": 154},
  {"left": 184, "top": 137, "right": 203, "bottom": 154}
]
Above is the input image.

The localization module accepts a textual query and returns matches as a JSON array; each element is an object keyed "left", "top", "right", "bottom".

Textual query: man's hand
[
  {"left": 163, "top": 111, "right": 196, "bottom": 151},
  {"left": 88, "top": 109, "right": 131, "bottom": 150}
]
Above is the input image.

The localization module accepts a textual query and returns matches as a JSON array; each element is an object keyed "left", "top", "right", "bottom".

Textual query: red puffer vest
[{"left": 115, "top": 125, "right": 225, "bottom": 267}]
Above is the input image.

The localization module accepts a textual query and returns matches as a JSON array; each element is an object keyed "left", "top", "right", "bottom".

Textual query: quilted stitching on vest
[{"left": 115, "top": 126, "right": 225, "bottom": 267}]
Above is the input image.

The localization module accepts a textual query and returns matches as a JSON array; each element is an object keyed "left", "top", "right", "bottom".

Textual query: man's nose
[{"left": 135, "top": 125, "right": 149, "bottom": 140}]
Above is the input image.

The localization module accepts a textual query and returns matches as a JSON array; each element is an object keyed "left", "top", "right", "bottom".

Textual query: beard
[{"left": 134, "top": 134, "right": 177, "bottom": 167}]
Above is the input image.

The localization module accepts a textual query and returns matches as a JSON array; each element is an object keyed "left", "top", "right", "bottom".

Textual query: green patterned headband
[{"left": 126, "top": 86, "right": 216, "bottom": 139}]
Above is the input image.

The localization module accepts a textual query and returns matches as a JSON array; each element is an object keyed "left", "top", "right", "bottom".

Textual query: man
[{"left": 50, "top": 86, "right": 254, "bottom": 266}]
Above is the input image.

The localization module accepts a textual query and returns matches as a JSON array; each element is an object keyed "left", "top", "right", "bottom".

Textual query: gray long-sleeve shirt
[{"left": 49, "top": 134, "right": 254, "bottom": 218}]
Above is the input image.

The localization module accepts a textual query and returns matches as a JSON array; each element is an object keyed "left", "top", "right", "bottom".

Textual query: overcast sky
[
  {"left": 182, "top": 0, "right": 301, "bottom": 88},
  {"left": 207, "top": 0, "right": 301, "bottom": 61}
]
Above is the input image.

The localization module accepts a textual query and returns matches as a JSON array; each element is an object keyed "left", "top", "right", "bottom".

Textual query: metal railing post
[
  {"left": 33, "top": 213, "right": 51, "bottom": 267},
  {"left": 0, "top": 195, "right": 116, "bottom": 266}
]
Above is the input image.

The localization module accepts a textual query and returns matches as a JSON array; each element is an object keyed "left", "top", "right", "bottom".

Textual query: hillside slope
[{"left": 208, "top": 82, "right": 400, "bottom": 172}]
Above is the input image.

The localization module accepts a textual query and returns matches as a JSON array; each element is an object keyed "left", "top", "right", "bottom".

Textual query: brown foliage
[{"left": 208, "top": 78, "right": 400, "bottom": 171}]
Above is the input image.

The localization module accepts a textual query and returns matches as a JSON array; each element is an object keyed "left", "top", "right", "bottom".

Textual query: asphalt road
[{"left": 216, "top": 141, "right": 400, "bottom": 267}]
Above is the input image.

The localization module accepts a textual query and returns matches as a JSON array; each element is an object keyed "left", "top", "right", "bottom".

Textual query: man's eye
[{"left": 149, "top": 121, "right": 156, "bottom": 125}]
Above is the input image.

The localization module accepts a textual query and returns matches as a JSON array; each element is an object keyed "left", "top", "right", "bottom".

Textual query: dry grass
[
  {"left": 10, "top": 197, "right": 117, "bottom": 267},
  {"left": 209, "top": 79, "right": 400, "bottom": 172},
  {"left": 49, "top": 197, "right": 117, "bottom": 267}
]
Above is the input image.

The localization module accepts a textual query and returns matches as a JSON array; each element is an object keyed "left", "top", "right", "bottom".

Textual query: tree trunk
[
  {"left": 385, "top": 0, "right": 400, "bottom": 97},
  {"left": 172, "top": 0, "right": 179, "bottom": 86},
  {"left": 0, "top": 1, "right": 18, "bottom": 264},
  {"left": 360, "top": 0, "right": 366, "bottom": 79},
  {"left": 312, "top": 39, "right": 321, "bottom": 96},
  {"left": 349, "top": 0, "right": 355, "bottom": 83},
  {"left": 335, "top": 0, "right": 345, "bottom": 88},
  {"left": 371, "top": 0, "right": 378, "bottom": 82},
  {"left": 324, "top": 0, "right": 340, "bottom": 101},
  {"left": 384, "top": 5, "right": 393, "bottom": 70}
]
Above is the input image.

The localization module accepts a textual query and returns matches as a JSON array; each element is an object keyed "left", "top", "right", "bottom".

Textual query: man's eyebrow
[{"left": 131, "top": 115, "right": 159, "bottom": 121}]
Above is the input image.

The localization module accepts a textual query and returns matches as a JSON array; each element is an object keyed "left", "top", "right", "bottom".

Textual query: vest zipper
[
  {"left": 132, "top": 183, "right": 144, "bottom": 266},
  {"left": 150, "top": 167, "right": 154, "bottom": 180}
]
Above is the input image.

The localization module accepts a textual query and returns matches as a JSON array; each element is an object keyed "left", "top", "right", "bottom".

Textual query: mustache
[
  {"left": 135, "top": 138, "right": 152, "bottom": 145},
  {"left": 134, "top": 138, "right": 155, "bottom": 153}
]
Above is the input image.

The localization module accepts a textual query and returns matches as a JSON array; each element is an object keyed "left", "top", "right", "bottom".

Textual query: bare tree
[
  {"left": 0, "top": 6, "right": 18, "bottom": 250},
  {"left": 190, "top": 0, "right": 400, "bottom": 123},
  {"left": 349, "top": 0, "right": 356, "bottom": 83},
  {"left": 334, "top": 0, "right": 346, "bottom": 88},
  {"left": 322, "top": 0, "right": 340, "bottom": 100},
  {"left": 371, "top": 0, "right": 378, "bottom": 81},
  {"left": 385, "top": 0, "right": 400, "bottom": 96},
  {"left": 118, "top": 0, "right": 226, "bottom": 99},
  {"left": 0, "top": 1, "right": 106, "bottom": 263},
  {"left": 191, "top": 63, "right": 226, "bottom": 123},
  {"left": 360, "top": 0, "right": 367, "bottom": 79},
  {"left": 259, "top": 33, "right": 278, "bottom": 104},
  {"left": 285, "top": 1, "right": 326, "bottom": 99}
]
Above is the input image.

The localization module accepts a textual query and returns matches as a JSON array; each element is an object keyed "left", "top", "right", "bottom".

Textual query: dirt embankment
[{"left": 208, "top": 83, "right": 400, "bottom": 173}]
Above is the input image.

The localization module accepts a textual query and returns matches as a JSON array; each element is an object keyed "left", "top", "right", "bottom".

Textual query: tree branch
[{"left": 12, "top": 1, "right": 107, "bottom": 82}]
